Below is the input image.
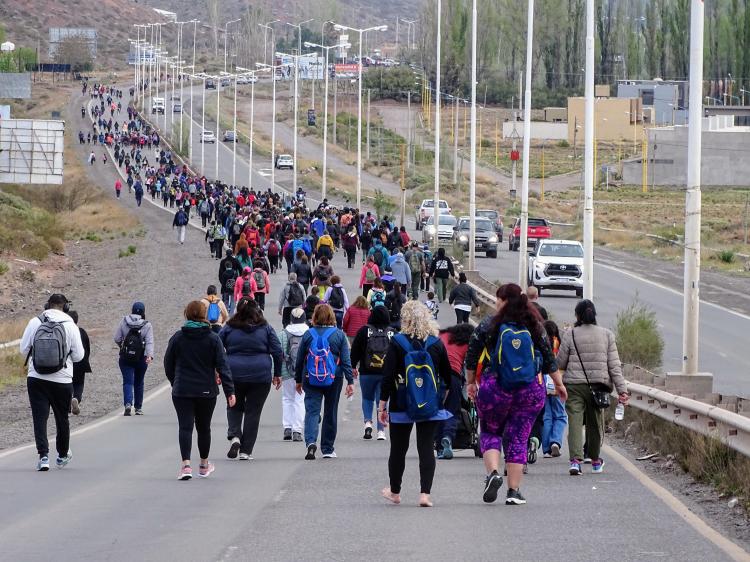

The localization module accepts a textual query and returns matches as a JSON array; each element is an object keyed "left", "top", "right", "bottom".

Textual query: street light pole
[
  {"left": 517, "top": 0, "right": 534, "bottom": 289},
  {"left": 233, "top": 73, "right": 238, "bottom": 185},
  {"left": 468, "top": 0, "right": 477, "bottom": 271},
  {"left": 223, "top": 19, "right": 241, "bottom": 73},
  {"left": 257, "top": 61, "right": 289, "bottom": 191},
  {"left": 433, "top": 0, "right": 442, "bottom": 246},
  {"left": 201, "top": 75, "right": 207, "bottom": 173},
  {"left": 682, "top": 0, "right": 705, "bottom": 376},
  {"left": 215, "top": 74, "right": 221, "bottom": 179},
  {"left": 583, "top": 0, "right": 595, "bottom": 299},
  {"left": 333, "top": 22, "right": 389, "bottom": 210}
]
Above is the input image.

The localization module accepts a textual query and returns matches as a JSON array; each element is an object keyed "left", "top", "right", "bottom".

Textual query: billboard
[
  {"left": 49, "top": 27, "right": 97, "bottom": 58},
  {"left": 334, "top": 63, "right": 360, "bottom": 77},
  {"left": 298, "top": 54, "right": 324, "bottom": 80},
  {"left": 0, "top": 119, "right": 65, "bottom": 184}
]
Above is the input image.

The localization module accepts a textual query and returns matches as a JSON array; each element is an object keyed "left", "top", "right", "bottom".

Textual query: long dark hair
[
  {"left": 490, "top": 283, "right": 544, "bottom": 341},
  {"left": 574, "top": 299, "right": 597, "bottom": 326},
  {"left": 439, "top": 323, "right": 474, "bottom": 345},
  {"left": 228, "top": 297, "right": 267, "bottom": 328}
]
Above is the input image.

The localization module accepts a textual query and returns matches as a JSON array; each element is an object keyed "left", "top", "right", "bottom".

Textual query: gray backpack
[
  {"left": 27, "top": 314, "right": 69, "bottom": 375},
  {"left": 284, "top": 331, "right": 304, "bottom": 373}
]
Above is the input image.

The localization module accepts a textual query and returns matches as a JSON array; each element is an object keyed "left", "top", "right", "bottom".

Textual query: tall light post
[
  {"left": 682, "top": 0, "right": 705, "bottom": 377},
  {"left": 432, "top": 2, "right": 442, "bottom": 247},
  {"left": 215, "top": 72, "right": 227, "bottom": 179},
  {"left": 583, "top": 0, "right": 595, "bottom": 299},
  {"left": 183, "top": 65, "right": 195, "bottom": 160},
  {"left": 257, "top": 61, "right": 291, "bottom": 190},
  {"left": 237, "top": 67, "right": 269, "bottom": 189},
  {"left": 400, "top": 19, "right": 417, "bottom": 52},
  {"left": 517, "top": 0, "right": 535, "bottom": 289},
  {"left": 223, "top": 18, "right": 241, "bottom": 73},
  {"left": 468, "top": 0, "right": 478, "bottom": 271},
  {"left": 333, "top": 22, "right": 388, "bottom": 210},
  {"left": 306, "top": 40, "right": 351, "bottom": 201},
  {"left": 199, "top": 73, "right": 210, "bottom": 174},
  {"left": 259, "top": 20, "right": 279, "bottom": 66},
  {"left": 287, "top": 19, "right": 314, "bottom": 110}
]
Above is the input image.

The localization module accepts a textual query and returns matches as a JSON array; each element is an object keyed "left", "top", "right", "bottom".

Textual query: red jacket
[{"left": 343, "top": 306, "right": 371, "bottom": 338}]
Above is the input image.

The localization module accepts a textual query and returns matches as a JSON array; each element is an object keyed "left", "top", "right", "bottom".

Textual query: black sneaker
[
  {"left": 227, "top": 437, "right": 240, "bottom": 459},
  {"left": 482, "top": 471, "right": 503, "bottom": 503},
  {"left": 305, "top": 444, "right": 317, "bottom": 460},
  {"left": 506, "top": 488, "right": 527, "bottom": 505},
  {"left": 283, "top": 428, "right": 292, "bottom": 441},
  {"left": 364, "top": 425, "right": 373, "bottom": 440},
  {"left": 124, "top": 404, "right": 132, "bottom": 416},
  {"left": 292, "top": 432, "right": 303, "bottom": 442}
]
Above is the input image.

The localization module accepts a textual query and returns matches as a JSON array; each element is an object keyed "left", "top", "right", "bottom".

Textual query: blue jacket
[
  {"left": 294, "top": 326, "right": 353, "bottom": 385},
  {"left": 219, "top": 323, "right": 282, "bottom": 383},
  {"left": 389, "top": 254, "right": 412, "bottom": 285}
]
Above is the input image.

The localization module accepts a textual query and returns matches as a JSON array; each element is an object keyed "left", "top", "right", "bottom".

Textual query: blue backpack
[
  {"left": 393, "top": 334, "right": 440, "bottom": 421},
  {"left": 207, "top": 301, "right": 221, "bottom": 324},
  {"left": 491, "top": 323, "right": 541, "bottom": 390},
  {"left": 305, "top": 327, "right": 337, "bottom": 387}
]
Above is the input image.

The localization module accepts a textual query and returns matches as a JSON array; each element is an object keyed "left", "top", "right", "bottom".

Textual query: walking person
[
  {"left": 350, "top": 306, "right": 394, "bottom": 441},
  {"left": 404, "top": 241, "right": 424, "bottom": 300},
  {"left": 342, "top": 295, "right": 370, "bottom": 343},
  {"left": 278, "top": 272, "right": 307, "bottom": 327},
  {"left": 429, "top": 247, "right": 455, "bottom": 303},
  {"left": 557, "top": 300, "right": 628, "bottom": 476},
  {"left": 201, "top": 285, "right": 229, "bottom": 333},
  {"left": 448, "top": 272, "right": 480, "bottom": 324},
  {"left": 294, "top": 304, "right": 354, "bottom": 460},
  {"left": 68, "top": 311, "right": 91, "bottom": 416},
  {"left": 322, "top": 275, "right": 349, "bottom": 329},
  {"left": 164, "top": 300, "right": 235, "bottom": 480},
  {"left": 251, "top": 265, "right": 271, "bottom": 311},
  {"left": 20, "top": 294, "right": 84, "bottom": 471},
  {"left": 280, "top": 308, "right": 308, "bottom": 442},
  {"left": 379, "top": 301, "right": 453, "bottom": 507},
  {"left": 114, "top": 302, "right": 154, "bottom": 416},
  {"left": 465, "top": 283, "right": 566, "bottom": 505},
  {"left": 115, "top": 178, "right": 122, "bottom": 199},
  {"left": 220, "top": 298, "right": 282, "bottom": 460},
  {"left": 173, "top": 207, "right": 188, "bottom": 244},
  {"left": 342, "top": 226, "right": 359, "bottom": 269},
  {"left": 359, "top": 256, "right": 380, "bottom": 298},
  {"left": 542, "top": 320, "right": 567, "bottom": 458}
]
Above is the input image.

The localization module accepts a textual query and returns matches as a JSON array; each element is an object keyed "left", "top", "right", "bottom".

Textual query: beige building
[{"left": 567, "top": 96, "right": 646, "bottom": 144}]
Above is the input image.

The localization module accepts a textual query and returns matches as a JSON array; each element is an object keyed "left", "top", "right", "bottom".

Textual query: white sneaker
[
  {"left": 377, "top": 430, "right": 387, "bottom": 441},
  {"left": 238, "top": 453, "right": 253, "bottom": 460},
  {"left": 322, "top": 451, "right": 337, "bottom": 458}
]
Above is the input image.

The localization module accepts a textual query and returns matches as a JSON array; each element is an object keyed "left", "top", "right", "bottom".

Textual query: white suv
[
  {"left": 200, "top": 130, "right": 216, "bottom": 144},
  {"left": 528, "top": 239, "right": 584, "bottom": 298},
  {"left": 415, "top": 199, "right": 451, "bottom": 230}
]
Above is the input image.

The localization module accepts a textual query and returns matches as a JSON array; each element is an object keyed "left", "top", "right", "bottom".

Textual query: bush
[
  {"left": 718, "top": 250, "right": 735, "bottom": 264},
  {"left": 614, "top": 297, "right": 664, "bottom": 370},
  {"left": 557, "top": 139, "right": 570, "bottom": 148},
  {"left": 0, "top": 261, "right": 8, "bottom": 276},
  {"left": 373, "top": 189, "right": 397, "bottom": 222},
  {"left": 118, "top": 245, "right": 137, "bottom": 259}
]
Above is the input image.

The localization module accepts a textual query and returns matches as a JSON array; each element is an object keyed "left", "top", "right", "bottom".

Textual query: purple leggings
[{"left": 476, "top": 376, "right": 545, "bottom": 464}]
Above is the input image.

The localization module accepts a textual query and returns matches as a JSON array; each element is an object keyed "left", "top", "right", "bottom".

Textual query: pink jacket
[
  {"left": 359, "top": 263, "right": 381, "bottom": 288},
  {"left": 234, "top": 274, "right": 258, "bottom": 303}
]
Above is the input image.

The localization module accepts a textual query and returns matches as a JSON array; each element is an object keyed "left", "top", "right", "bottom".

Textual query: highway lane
[{"left": 144, "top": 86, "right": 750, "bottom": 397}]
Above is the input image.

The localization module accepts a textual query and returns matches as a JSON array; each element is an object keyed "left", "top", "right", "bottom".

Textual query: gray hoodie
[
  {"left": 389, "top": 253, "right": 412, "bottom": 286},
  {"left": 114, "top": 314, "right": 155, "bottom": 358}
]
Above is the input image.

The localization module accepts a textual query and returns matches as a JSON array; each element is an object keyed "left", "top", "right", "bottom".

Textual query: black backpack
[
  {"left": 373, "top": 247, "right": 385, "bottom": 267},
  {"left": 120, "top": 326, "right": 146, "bottom": 365},
  {"left": 328, "top": 286, "right": 345, "bottom": 309},
  {"left": 287, "top": 283, "right": 305, "bottom": 307},
  {"left": 364, "top": 325, "right": 392, "bottom": 371},
  {"left": 222, "top": 265, "right": 237, "bottom": 293},
  {"left": 242, "top": 279, "right": 252, "bottom": 297}
]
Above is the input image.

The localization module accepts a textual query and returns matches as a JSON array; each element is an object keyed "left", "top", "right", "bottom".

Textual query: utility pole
[
  {"left": 407, "top": 90, "right": 412, "bottom": 168},
  {"left": 517, "top": 0, "right": 534, "bottom": 289},
  {"left": 400, "top": 143, "right": 406, "bottom": 226},
  {"left": 583, "top": 0, "right": 595, "bottom": 299},
  {"left": 681, "top": 0, "right": 705, "bottom": 378},
  {"left": 468, "top": 0, "right": 478, "bottom": 271},
  {"left": 333, "top": 78, "right": 338, "bottom": 146},
  {"left": 366, "top": 88, "right": 371, "bottom": 160},
  {"left": 453, "top": 95, "right": 459, "bottom": 185},
  {"left": 432, "top": 0, "right": 442, "bottom": 251}
]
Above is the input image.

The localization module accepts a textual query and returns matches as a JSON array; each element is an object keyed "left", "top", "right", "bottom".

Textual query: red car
[{"left": 509, "top": 217, "right": 551, "bottom": 251}]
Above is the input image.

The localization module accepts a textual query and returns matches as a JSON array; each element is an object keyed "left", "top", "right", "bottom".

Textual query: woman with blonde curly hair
[{"left": 378, "top": 301, "right": 453, "bottom": 507}]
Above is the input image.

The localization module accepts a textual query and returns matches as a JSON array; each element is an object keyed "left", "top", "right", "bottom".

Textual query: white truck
[
  {"left": 151, "top": 97, "right": 165, "bottom": 115},
  {"left": 528, "top": 239, "right": 584, "bottom": 298},
  {"left": 415, "top": 199, "right": 451, "bottom": 231}
]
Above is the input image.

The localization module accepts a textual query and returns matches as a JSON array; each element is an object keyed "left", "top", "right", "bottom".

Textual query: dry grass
[
  {"left": 0, "top": 319, "right": 27, "bottom": 343},
  {"left": 0, "top": 349, "right": 26, "bottom": 391}
]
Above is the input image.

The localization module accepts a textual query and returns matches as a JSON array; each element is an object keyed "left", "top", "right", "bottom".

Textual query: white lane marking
[
  {"left": 596, "top": 262, "right": 750, "bottom": 322},
  {"left": 603, "top": 444, "right": 749, "bottom": 561},
  {"left": 273, "top": 489, "right": 287, "bottom": 503},
  {"left": 0, "top": 383, "right": 171, "bottom": 460},
  {"left": 258, "top": 169, "right": 272, "bottom": 177}
]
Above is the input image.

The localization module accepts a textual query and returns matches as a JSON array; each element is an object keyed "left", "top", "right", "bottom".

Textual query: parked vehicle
[
  {"left": 275, "top": 154, "right": 294, "bottom": 170},
  {"left": 220, "top": 77, "right": 231, "bottom": 87},
  {"left": 475, "top": 209, "right": 504, "bottom": 242},
  {"left": 415, "top": 199, "right": 451, "bottom": 230},
  {"left": 508, "top": 217, "right": 552, "bottom": 251},
  {"left": 205, "top": 79, "right": 217, "bottom": 89},
  {"left": 237, "top": 74, "right": 258, "bottom": 85},
  {"left": 422, "top": 214, "right": 457, "bottom": 246},
  {"left": 223, "top": 130, "right": 237, "bottom": 142},
  {"left": 452, "top": 217, "right": 499, "bottom": 258},
  {"left": 200, "top": 130, "right": 216, "bottom": 144},
  {"left": 528, "top": 239, "right": 584, "bottom": 297}
]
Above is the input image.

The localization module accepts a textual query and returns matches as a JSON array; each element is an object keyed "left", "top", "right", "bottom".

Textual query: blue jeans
[
  {"left": 436, "top": 374, "right": 462, "bottom": 444},
  {"left": 359, "top": 374, "right": 383, "bottom": 431},
  {"left": 303, "top": 376, "right": 343, "bottom": 455},
  {"left": 118, "top": 357, "right": 148, "bottom": 409},
  {"left": 542, "top": 395, "right": 568, "bottom": 453}
]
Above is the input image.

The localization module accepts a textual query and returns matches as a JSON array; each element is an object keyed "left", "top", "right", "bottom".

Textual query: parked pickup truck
[
  {"left": 528, "top": 239, "right": 584, "bottom": 297},
  {"left": 508, "top": 217, "right": 552, "bottom": 251}
]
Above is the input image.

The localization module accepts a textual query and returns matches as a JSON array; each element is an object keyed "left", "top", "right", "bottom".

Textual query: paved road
[
  {"left": 146, "top": 85, "right": 750, "bottom": 397},
  {"left": 0, "top": 87, "right": 744, "bottom": 562}
]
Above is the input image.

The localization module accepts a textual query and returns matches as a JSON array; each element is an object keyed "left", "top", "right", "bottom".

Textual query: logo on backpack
[
  {"left": 365, "top": 326, "right": 393, "bottom": 371},
  {"left": 120, "top": 326, "right": 146, "bottom": 365},
  {"left": 393, "top": 334, "right": 440, "bottom": 421},
  {"left": 207, "top": 300, "right": 221, "bottom": 324},
  {"left": 490, "top": 323, "right": 540, "bottom": 390},
  {"left": 27, "top": 314, "right": 69, "bottom": 375},
  {"left": 306, "top": 328, "right": 338, "bottom": 387}
]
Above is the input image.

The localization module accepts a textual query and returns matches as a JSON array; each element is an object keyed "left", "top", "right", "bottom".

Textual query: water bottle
[{"left": 615, "top": 402, "right": 625, "bottom": 421}]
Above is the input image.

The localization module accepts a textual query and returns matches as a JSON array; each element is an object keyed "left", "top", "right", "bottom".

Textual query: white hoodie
[{"left": 20, "top": 309, "right": 84, "bottom": 384}]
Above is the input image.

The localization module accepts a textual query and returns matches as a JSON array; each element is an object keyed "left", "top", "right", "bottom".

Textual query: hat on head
[
  {"left": 290, "top": 307, "right": 306, "bottom": 324},
  {"left": 244, "top": 266, "right": 252, "bottom": 273},
  {"left": 132, "top": 301, "right": 146, "bottom": 316}
]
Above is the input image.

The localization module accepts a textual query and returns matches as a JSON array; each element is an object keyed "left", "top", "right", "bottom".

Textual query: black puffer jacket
[{"left": 164, "top": 324, "right": 234, "bottom": 398}]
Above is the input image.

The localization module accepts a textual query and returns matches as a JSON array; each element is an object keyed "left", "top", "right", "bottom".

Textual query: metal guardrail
[{"left": 627, "top": 381, "right": 750, "bottom": 458}]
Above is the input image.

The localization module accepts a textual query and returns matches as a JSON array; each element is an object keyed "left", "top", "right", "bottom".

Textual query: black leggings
[
  {"left": 455, "top": 309, "right": 471, "bottom": 324},
  {"left": 172, "top": 396, "right": 217, "bottom": 461},
  {"left": 388, "top": 421, "right": 439, "bottom": 494},
  {"left": 227, "top": 381, "right": 271, "bottom": 455}
]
